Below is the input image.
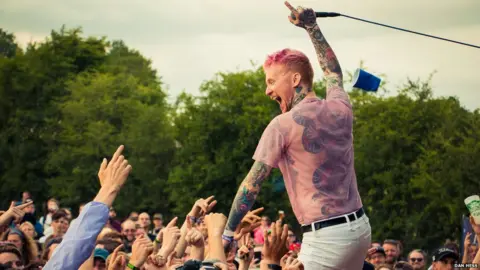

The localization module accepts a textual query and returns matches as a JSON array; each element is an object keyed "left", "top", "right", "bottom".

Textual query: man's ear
[{"left": 292, "top": 73, "right": 302, "bottom": 87}]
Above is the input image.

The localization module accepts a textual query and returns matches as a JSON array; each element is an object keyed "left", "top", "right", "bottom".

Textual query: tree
[
  {"left": 46, "top": 70, "right": 175, "bottom": 216},
  {"left": 0, "top": 27, "right": 108, "bottom": 210},
  {"left": 352, "top": 76, "right": 480, "bottom": 253},
  {"left": 0, "top": 29, "right": 17, "bottom": 58}
]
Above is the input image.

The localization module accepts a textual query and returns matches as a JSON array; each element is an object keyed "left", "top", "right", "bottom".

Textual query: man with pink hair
[{"left": 222, "top": 2, "right": 371, "bottom": 269}]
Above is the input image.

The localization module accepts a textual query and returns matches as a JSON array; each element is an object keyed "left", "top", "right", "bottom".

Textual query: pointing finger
[
  {"left": 110, "top": 145, "right": 124, "bottom": 164},
  {"left": 205, "top": 196, "right": 215, "bottom": 203},
  {"left": 251, "top": 207, "right": 264, "bottom": 215},
  {"left": 99, "top": 158, "right": 107, "bottom": 171},
  {"left": 167, "top": 217, "right": 178, "bottom": 227},
  {"left": 284, "top": 1, "right": 298, "bottom": 14},
  {"left": 16, "top": 201, "right": 33, "bottom": 210}
]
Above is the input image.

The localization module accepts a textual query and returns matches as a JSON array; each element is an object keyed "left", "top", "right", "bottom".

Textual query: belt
[{"left": 301, "top": 208, "right": 365, "bottom": 233}]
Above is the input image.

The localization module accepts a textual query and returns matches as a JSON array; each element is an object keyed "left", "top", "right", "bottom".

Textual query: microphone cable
[{"left": 315, "top": 12, "right": 480, "bottom": 49}]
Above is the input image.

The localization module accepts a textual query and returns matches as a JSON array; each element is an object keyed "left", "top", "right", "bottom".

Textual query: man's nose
[{"left": 265, "top": 87, "right": 273, "bottom": 96}]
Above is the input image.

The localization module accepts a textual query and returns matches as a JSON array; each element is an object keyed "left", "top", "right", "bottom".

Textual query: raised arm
[
  {"left": 223, "top": 161, "right": 272, "bottom": 238},
  {"left": 285, "top": 1, "right": 349, "bottom": 103}
]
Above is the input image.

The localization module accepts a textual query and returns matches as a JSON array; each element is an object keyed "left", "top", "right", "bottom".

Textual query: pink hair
[{"left": 263, "top": 48, "right": 314, "bottom": 85}]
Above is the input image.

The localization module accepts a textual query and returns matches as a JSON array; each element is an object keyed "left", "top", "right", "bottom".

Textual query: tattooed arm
[
  {"left": 223, "top": 161, "right": 272, "bottom": 237},
  {"left": 284, "top": 2, "right": 349, "bottom": 103},
  {"left": 305, "top": 24, "right": 349, "bottom": 102}
]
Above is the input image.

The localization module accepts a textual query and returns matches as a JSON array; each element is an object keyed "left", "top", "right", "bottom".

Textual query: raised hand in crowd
[
  {"left": 237, "top": 233, "right": 254, "bottom": 270},
  {"left": 469, "top": 216, "right": 480, "bottom": 266},
  {"left": 185, "top": 218, "right": 205, "bottom": 261},
  {"left": 174, "top": 196, "right": 217, "bottom": 259},
  {"left": 284, "top": 255, "right": 304, "bottom": 270},
  {"left": 260, "top": 220, "right": 289, "bottom": 270},
  {"left": 129, "top": 234, "right": 154, "bottom": 269},
  {"left": 234, "top": 207, "right": 263, "bottom": 241},
  {"left": 106, "top": 244, "right": 127, "bottom": 270},
  {"left": 154, "top": 217, "right": 181, "bottom": 267},
  {"left": 463, "top": 232, "right": 473, "bottom": 263},
  {"left": 0, "top": 200, "right": 34, "bottom": 228},
  {"left": 205, "top": 213, "right": 228, "bottom": 263},
  {"left": 154, "top": 217, "right": 178, "bottom": 252},
  {"left": 94, "top": 145, "right": 132, "bottom": 207},
  {"left": 189, "top": 196, "right": 217, "bottom": 218},
  {"left": 43, "top": 145, "right": 133, "bottom": 270}
]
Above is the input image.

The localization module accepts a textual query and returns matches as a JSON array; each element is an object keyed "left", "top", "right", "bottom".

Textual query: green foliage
[
  {"left": 0, "top": 27, "right": 109, "bottom": 211},
  {"left": 353, "top": 76, "right": 480, "bottom": 253},
  {"left": 0, "top": 29, "right": 18, "bottom": 58},
  {"left": 0, "top": 26, "right": 174, "bottom": 218},
  {"left": 0, "top": 26, "right": 479, "bottom": 256}
]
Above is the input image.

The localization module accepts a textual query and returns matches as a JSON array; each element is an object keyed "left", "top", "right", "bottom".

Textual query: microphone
[{"left": 315, "top": 12, "right": 341, "bottom": 17}]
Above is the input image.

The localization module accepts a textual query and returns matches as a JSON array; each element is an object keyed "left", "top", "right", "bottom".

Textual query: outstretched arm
[
  {"left": 223, "top": 161, "right": 272, "bottom": 237},
  {"left": 285, "top": 1, "right": 349, "bottom": 103}
]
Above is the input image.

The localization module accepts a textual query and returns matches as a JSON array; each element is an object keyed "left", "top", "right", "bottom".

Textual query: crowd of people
[{"left": 0, "top": 145, "right": 479, "bottom": 270}]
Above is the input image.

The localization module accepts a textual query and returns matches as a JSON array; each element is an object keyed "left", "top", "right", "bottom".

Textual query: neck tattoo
[{"left": 291, "top": 86, "right": 312, "bottom": 109}]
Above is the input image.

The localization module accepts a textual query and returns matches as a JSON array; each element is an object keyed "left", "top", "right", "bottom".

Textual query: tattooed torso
[{"left": 254, "top": 98, "right": 362, "bottom": 225}]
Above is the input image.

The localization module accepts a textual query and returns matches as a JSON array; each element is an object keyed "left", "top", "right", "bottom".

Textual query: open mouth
[{"left": 272, "top": 96, "right": 282, "bottom": 104}]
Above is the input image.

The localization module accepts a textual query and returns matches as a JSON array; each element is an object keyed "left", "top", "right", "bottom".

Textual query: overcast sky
[{"left": 2, "top": 0, "right": 479, "bottom": 110}]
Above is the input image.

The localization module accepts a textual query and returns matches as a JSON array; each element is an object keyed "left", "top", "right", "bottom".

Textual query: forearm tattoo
[
  {"left": 305, "top": 24, "right": 344, "bottom": 95},
  {"left": 225, "top": 161, "right": 271, "bottom": 232}
]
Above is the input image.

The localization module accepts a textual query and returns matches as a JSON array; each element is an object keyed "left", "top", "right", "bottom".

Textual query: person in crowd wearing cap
[
  {"left": 221, "top": 2, "right": 371, "bottom": 269},
  {"left": 368, "top": 246, "right": 387, "bottom": 266},
  {"left": 93, "top": 248, "right": 109, "bottom": 270},
  {"left": 431, "top": 247, "right": 458, "bottom": 270},
  {"left": 408, "top": 249, "right": 427, "bottom": 270},
  {"left": 150, "top": 213, "right": 163, "bottom": 235}
]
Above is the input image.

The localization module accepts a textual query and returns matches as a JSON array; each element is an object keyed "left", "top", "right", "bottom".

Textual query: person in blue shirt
[{"left": 43, "top": 145, "right": 132, "bottom": 270}]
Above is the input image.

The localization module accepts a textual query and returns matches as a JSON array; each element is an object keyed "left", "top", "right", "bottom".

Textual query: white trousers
[{"left": 298, "top": 213, "right": 372, "bottom": 270}]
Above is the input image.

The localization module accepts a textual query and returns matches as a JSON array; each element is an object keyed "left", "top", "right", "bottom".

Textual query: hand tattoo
[
  {"left": 292, "top": 8, "right": 317, "bottom": 29},
  {"left": 225, "top": 162, "right": 271, "bottom": 232}
]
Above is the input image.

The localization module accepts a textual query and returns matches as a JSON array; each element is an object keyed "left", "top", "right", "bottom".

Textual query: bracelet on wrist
[
  {"left": 267, "top": 264, "right": 282, "bottom": 270},
  {"left": 260, "top": 261, "right": 282, "bottom": 270},
  {"left": 222, "top": 235, "right": 234, "bottom": 242},
  {"left": 126, "top": 262, "right": 140, "bottom": 270},
  {"left": 187, "top": 215, "right": 198, "bottom": 224}
]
